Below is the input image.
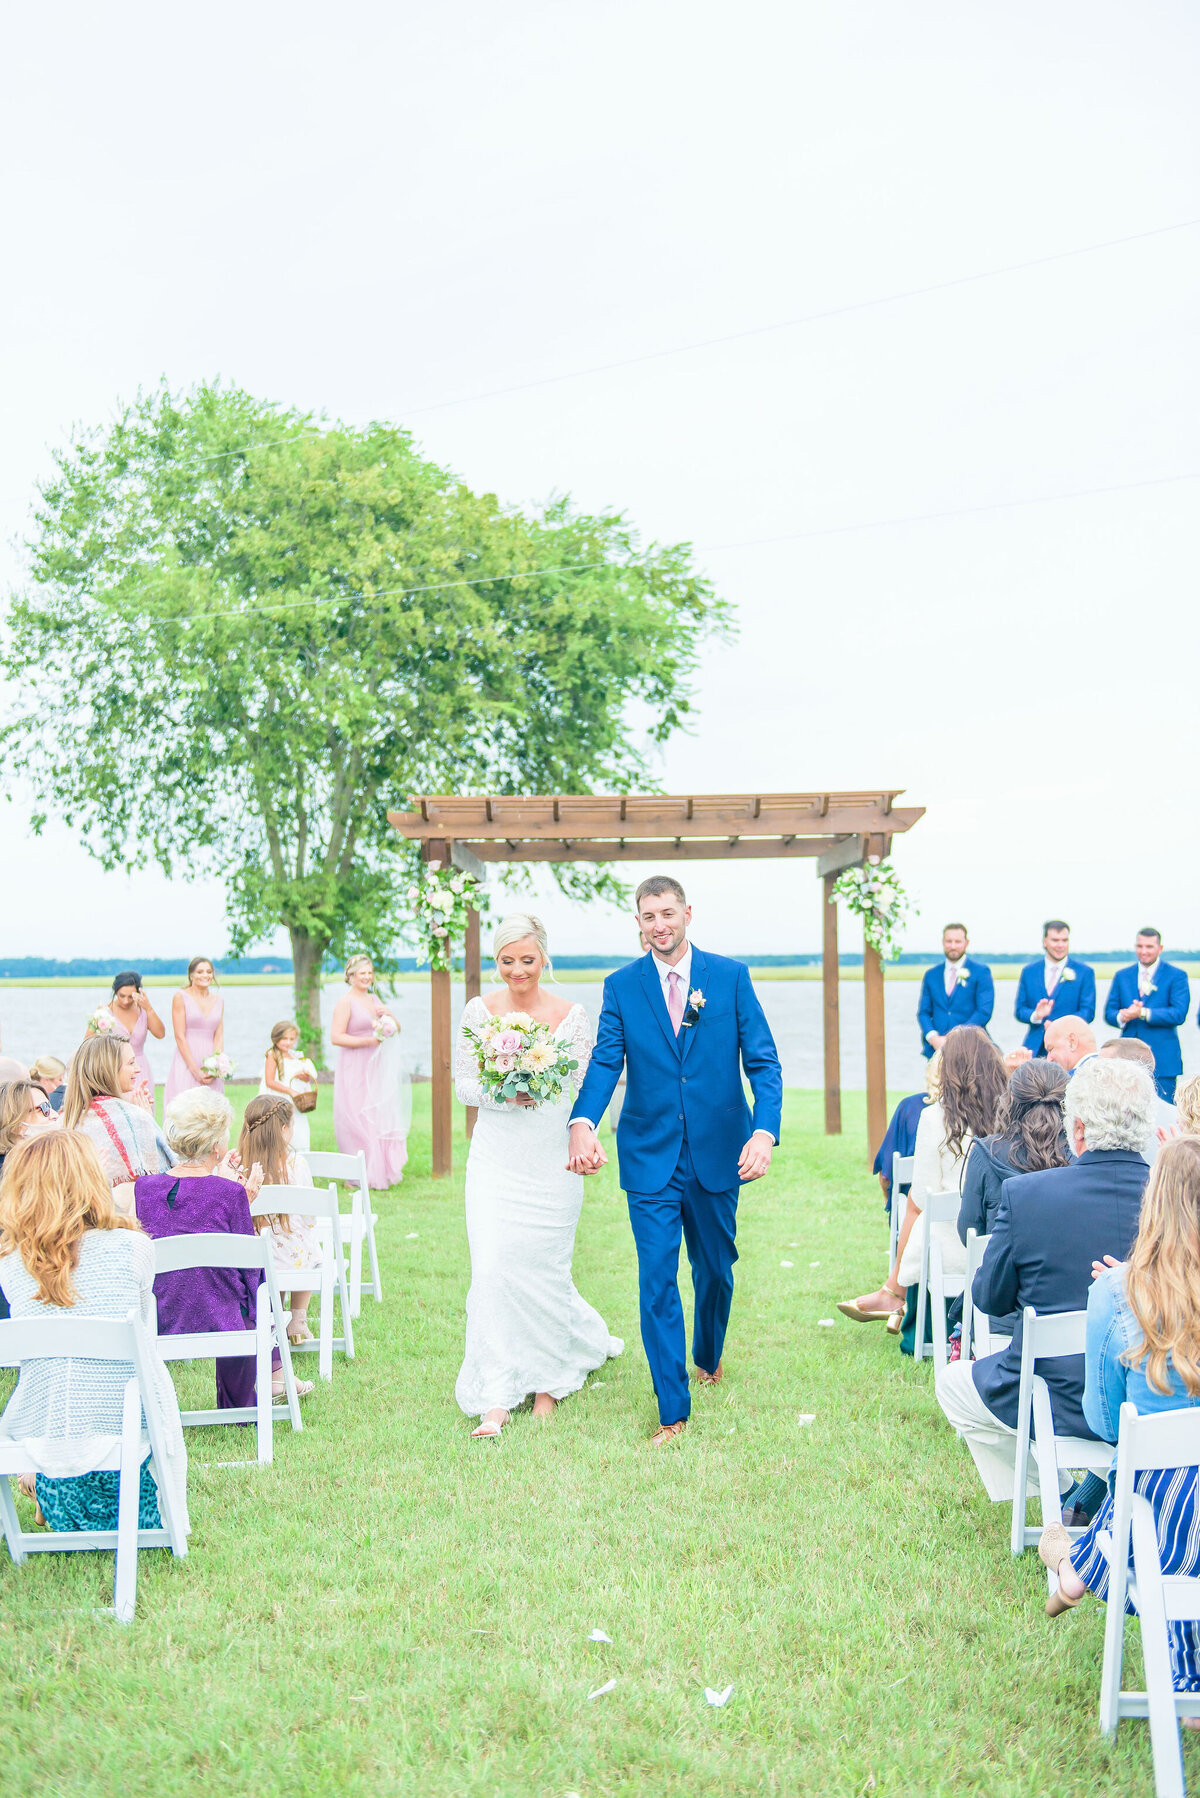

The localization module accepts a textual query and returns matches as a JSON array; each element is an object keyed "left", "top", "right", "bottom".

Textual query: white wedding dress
[{"left": 453, "top": 997, "right": 623, "bottom": 1417}]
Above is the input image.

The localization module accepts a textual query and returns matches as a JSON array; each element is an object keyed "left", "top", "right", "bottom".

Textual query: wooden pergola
[{"left": 388, "top": 791, "right": 924, "bottom": 1176}]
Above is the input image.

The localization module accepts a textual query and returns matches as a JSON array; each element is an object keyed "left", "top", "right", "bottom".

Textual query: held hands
[
  {"left": 1031, "top": 998, "right": 1053, "bottom": 1023},
  {"left": 567, "top": 1120, "right": 607, "bottom": 1175},
  {"left": 1116, "top": 1003, "right": 1145, "bottom": 1026},
  {"left": 737, "top": 1133, "right": 773, "bottom": 1182}
]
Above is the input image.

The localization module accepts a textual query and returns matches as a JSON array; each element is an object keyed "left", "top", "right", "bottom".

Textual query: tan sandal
[
  {"left": 1039, "top": 1523, "right": 1085, "bottom": 1613},
  {"left": 837, "top": 1284, "right": 905, "bottom": 1323},
  {"left": 287, "top": 1322, "right": 314, "bottom": 1345}
]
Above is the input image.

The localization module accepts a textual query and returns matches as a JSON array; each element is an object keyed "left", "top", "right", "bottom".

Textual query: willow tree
[{"left": 2, "top": 382, "right": 726, "bottom": 1053}]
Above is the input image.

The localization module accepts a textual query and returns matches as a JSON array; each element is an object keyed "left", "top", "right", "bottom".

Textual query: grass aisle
[{"left": 0, "top": 1090, "right": 1182, "bottom": 1796}]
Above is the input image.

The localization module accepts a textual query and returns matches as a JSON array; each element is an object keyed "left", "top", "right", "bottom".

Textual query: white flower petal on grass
[
  {"left": 726, "top": 1426, "right": 736, "bottom": 1435},
  {"left": 589, "top": 1380, "right": 606, "bottom": 1388},
  {"left": 587, "top": 1629, "right": 612, "bottom": 1644},
  {"left": 704, "top": 1684, "right": 734, "bottom": 1707},
  {"left": 817, "top": 1318, "right": 835, "bottom": 1327},
  {"left": 809, "top": 1261, "right": 821, "bottom": 1267},
  {"left": 405, "top": 1231, "right": 419, "bottom": 1239},
  {"left": 780, "top": 1260, "right": 794, "bottom": 1268},
  {"left": 587, "top": 1679, "right": 618, "bottom": 1700},
  {"left": 797, "top": 1413, "right": 816, "bottom": 1427}
]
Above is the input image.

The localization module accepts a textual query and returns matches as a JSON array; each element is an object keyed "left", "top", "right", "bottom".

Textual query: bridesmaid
[
  {"left": 164, "top": 957, "right": 225, "bottom": 1107},
  {"left": 108, "top": 970, "right": 165, "bottom": 1108},
  {"left": 331, "top": 954, "right": 408, "bottom": 1189}
]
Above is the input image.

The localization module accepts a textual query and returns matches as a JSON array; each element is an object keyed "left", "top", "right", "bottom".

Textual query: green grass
[{"left": 0, "top": 1090, "right": 1186, "bottom": 1796}]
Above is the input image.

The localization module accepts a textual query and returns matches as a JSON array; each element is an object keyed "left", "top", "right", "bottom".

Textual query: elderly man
[
  {"left": 1043, "top": 1015, "right": 1098, "bottom": 1074},
  {"left": 1101, "top": 1036, "right": 1178, "bottom": 1160},
  {"left": 935, "top": 1057, "right": 1152, "bottom": 1502}
]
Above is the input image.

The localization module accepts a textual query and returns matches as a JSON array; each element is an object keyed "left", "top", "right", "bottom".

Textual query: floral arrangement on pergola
[{"left": 389, "top": 790, "right": 924, "bottom": 1177}]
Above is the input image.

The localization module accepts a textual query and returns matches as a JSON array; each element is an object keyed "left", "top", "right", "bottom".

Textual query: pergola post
[
  {"left": 463, "top": 900, "right": 482, "bottom": 1141},
  {"left": 863, "top": 936, "right": 887, "bottom": 1164},
  {"left": 425, "top": 837, "right": 453, "bottom": 1178},
  {"left": 821, "top": 872, "right": 841, "bottom": 1135}
]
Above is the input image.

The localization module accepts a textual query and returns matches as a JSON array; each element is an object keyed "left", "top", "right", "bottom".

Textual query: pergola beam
[
  {"left": 452, "top": 837, "right": 851, "bottom": 863},
  {"left": 389, "top": 795, "right": 922, "bottom": 841}
]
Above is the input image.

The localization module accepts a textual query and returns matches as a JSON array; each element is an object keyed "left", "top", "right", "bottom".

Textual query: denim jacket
[{"left": 1083, "top": 1263, "right": 1200, "bottom": 1442}]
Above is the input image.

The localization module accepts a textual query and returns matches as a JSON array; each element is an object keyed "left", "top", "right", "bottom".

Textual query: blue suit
[
  {"left": 571, "top": 948, "right": 782, "bottom": 1426},
  {"left": 1104, "top": 960, "right": 1192, "bottom": 1098},
  {"left": 971, "top": 1151, "right": 1147, "bottom": 1438},
  {"left": 916, "top": 960, "right": 994, "bottom": 1058},
  {"left": 1014, "top": 956, "right": 1096, "bottom": 1054},
  {"left": 872, "top": 1092, "right": 926, "bottom": 1215}
]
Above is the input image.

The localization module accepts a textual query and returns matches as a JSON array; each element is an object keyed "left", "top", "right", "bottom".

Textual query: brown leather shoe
[
  {"left": 693, "top": 1361, "right": 724, "bottom": 1384},
  {"left": 650, "top": 1420, "right": 688, "bottom": 1446}
]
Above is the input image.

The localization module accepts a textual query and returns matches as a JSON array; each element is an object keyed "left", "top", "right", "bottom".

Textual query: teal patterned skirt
[{"left": 35, "top": 1463, "right": 161, "bottom": 1531}]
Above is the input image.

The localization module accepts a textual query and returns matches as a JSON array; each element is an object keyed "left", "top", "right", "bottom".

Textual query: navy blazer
[
  {"left": 916, "top": 960, "right": 995, "bottom": 1058},
  {"left": 971, "top": 1150, "right": 1148, "bottom": 1437},
  {"left": 1104, "top": 961, "right": 1192, "bottom": 1078},
  {"left": 1014, "top": 957, "right": 1097, "bottom": 1054},
  {"left": 570, "top": 948, "right": 783, "bottom": 1195}
]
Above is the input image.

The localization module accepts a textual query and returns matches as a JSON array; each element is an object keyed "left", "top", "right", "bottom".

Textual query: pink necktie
[{"left": 667, "top": 970, "right": 684, "bottom": 1035}]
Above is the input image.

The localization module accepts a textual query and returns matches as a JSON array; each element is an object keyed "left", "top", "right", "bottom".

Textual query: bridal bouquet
[
  {"left": 372, "top": 1012, "right": 399, "bottom": 1043},
  {"left": 201, "top": 1052, "right": 235, "bottom": 1079},
  {"left": 462, "top": 1011, "right": 579, "bottom": 1107},
  {"left": 86, "top": 1006, "right": 120, "bottom": 1036}
]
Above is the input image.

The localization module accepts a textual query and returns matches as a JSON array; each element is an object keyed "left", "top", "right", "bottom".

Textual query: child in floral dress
[{"left": 237, "top": 1095, "right": 322, "bottom": 1345}]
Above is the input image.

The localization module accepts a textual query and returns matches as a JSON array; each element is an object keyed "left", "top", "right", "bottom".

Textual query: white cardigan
[{"left": 897, "top": 1099, "right": 971, "bottom": 1287}]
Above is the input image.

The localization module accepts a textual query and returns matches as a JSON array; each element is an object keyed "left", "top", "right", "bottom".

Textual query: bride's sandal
[{"left": 472, "top": 1409, "right": 510, "bottom": 1439}]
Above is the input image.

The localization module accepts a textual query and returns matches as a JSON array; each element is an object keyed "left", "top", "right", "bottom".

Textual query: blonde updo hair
[
  {"left": 344, "top": 954, "right": 374, "bottom": 984},
  {"left": 492, "top": 913, "right": 553, "bottom": 980},
  {"left": 164, "top": 1088, "right": 234, "bottom": 1163}
]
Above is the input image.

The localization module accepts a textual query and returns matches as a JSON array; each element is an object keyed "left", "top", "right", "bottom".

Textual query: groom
[{"left": 568, "top": 877, "right": 783, "bottom": 1445}]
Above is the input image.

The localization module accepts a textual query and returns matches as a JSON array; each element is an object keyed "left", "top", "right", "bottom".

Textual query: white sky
[{"left": 3, "top": 0, "right": 1199, "bottom": 960}]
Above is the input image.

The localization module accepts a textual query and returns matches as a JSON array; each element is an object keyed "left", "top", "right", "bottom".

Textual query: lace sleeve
[
  {"left": 561, "top": 1005, "right": 594, "bottom": 1097},
  {"left": 455, "top": 999, "right": 501, "bottom": 1108}
]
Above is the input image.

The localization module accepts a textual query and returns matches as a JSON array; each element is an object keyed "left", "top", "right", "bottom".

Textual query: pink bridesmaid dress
[
  {"left": 128, "top": 1008, "right": 156, "bottom": 1109},
  {"left": 164, "top": 991, "right": 225, "bottom": 1108},
  {"left": 333, "top": 995, "right": 408, "bottom": 1189}
]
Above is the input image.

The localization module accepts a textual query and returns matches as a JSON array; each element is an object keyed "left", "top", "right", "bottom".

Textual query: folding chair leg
[
  {"left": 335, "top": 1246, "right": 355, "bottom": 1363},
  {"left": 1132, "top": 1499, "right": 1187, "bottom": 1798},
  {"left": 255, "top": 1287, "right": 273, "bottom": 1465},
  {"left": 319, "top": 1261, "right": 334, "bottom": 1381},
  {"left": 349, "top": 1202, "right": 365, "bottom": 1320},
  {"left": 1099, "top": 1533, "right": 1127, "bottom": 1736},
  {"left": 914, "top": 1228, "right": 929, "bottom": 1364},
  {"left": 113, "top": 1382, "right": 142, "bottom": 1623},
  {"left": 364, "top": 1200, "right": 383, "bottom": 1304},
  {"left": 0, "top": 1476, "right": 27, "bottom": 1564}
]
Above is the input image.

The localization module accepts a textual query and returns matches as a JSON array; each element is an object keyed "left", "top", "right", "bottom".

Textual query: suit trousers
[
  {"left": 1157, "top": 1074, "right": 1178, "bottom": 1104},
  {"left": 626, "top": 1140, "right": 739, "bottom": 1426}
]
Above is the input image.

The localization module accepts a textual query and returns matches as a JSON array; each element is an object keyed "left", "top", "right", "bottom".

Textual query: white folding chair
[
  {"left": 0, "top": 1310, "right": 188, "bottom": 1622},
  {"left": 888, "top": 1153, "right": 915, "bottom": 1266},
  {"left": 959, "top": 1229, "right": 1013, "bottom": 1363},
  {"left": 152, "top": 1234, "right": 304, "bottom": 1464},
  {"left": 927, "top": 1237, "right": 966, "bottom": 1369},
  {"left": 252, "top": 1185, "right": 354, "bottom": 1382},
  {"left": 1010, "top": 1305, "right": 1113, "bottom": 1566},
  {"left": 305, "top": 1149, "right": 381, "bottom": 1317},
  {"left": 913, "top": 1191, "right": 961, "bottom": 1364},
  {"left": 1097, "top": 1403, "right": 1200, "bottom": 1785}
]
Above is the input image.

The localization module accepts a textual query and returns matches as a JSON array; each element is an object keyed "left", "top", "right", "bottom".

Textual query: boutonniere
[
  {"left": 1061, "top": 967, "right": 1076, "bottom": 982},
  {"left": 681, "top": 988, "right": 706, "bottom": 1028},
  {"left": 1144, "top": 984, "right": 1157, "bottom": 999},
  {"left": 955, "top": 966, "right": 970, "bottom": 987}
]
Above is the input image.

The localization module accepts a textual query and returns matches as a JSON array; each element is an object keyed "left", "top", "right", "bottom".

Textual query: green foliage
[{"left": 2, "top": 381, "right": 728, "bottom": 1043}]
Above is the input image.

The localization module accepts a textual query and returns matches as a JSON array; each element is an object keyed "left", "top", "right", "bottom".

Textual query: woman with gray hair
[{"left": 453, "top": 913, "right": 622, "bottom": 1438}]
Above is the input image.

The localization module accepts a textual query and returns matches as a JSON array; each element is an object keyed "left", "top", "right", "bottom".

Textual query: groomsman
[
  {"left": 1104, "top": 927, "right": 1192, "bottom": 1102},
  {"left": 1014, "top": 920, "right": 1096, "bottom": 1055},
  {"left": 917, "top": 922, "right": 995, "bottom": 1058}
]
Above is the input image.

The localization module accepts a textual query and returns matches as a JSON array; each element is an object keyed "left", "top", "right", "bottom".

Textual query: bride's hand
[{"left": 506, "top": 1094, "right": 537, "bottom": 1107}]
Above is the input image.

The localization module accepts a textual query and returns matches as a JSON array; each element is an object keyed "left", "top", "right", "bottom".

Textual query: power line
[
  {"left": 153, "top": 212, "right": 1200, "bottom": 469},
  {"left": 115, "top": 464, "right": 1200, "bottom": 629}
]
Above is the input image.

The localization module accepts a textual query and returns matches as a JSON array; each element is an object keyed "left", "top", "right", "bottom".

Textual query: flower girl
[
  {"left": 237, "top": 1094, "right": 322, "bottom": 1345},
  {"left": 258, "top": 1020, "right": 318, "bottom": 1151}
]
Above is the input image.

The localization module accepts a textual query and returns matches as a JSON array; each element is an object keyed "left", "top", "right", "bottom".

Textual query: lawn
[{"left": 0, "top": 1089, "right": 1185, "bottom": 1797}]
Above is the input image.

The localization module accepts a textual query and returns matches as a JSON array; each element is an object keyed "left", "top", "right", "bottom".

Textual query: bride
[{"left": 454, "top": 912, "right": 623, "bottom": 1438}]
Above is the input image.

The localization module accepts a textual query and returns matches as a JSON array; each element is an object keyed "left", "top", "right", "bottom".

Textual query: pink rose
[
  {"left": 494, "top": 1054, "right": 516, "bottom": 1073},
  {"left": 496, "top": 1032, "right": 520, "bottom": 1055}
]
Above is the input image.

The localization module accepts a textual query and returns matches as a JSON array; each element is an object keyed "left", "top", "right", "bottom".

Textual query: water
[{"left": 3, "top": 975, "right": 1194, "bottom": 1092}]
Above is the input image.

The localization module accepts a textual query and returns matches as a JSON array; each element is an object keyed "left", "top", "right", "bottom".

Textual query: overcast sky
[{"left": 3, "top": 1, "right": 1199, "bottom": 960}]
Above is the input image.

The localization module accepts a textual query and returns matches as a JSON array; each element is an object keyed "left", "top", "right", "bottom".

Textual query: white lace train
[{"left": 453, "top": 998, "right": 623, "bottom": 1416}]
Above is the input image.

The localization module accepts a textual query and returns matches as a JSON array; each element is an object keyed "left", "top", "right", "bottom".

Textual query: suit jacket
[
  {"left": 971, "top": 1150, "right": 1148, "bottom": 1437},
  {"left": 569, "top": 948, "right": 783, "bottom": 1195},
  {"left": 1014, "top": 956, "right": 1097, "bottom": 1054},
  {"left": 1103, "top": 961, "right": 1192, "bottom": 1078},
  {"left": 916, "top": 960, "right": 995, "bottom": 1058}
]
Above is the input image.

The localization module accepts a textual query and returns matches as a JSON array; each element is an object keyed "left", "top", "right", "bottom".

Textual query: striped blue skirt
[{"left": 1071, "top": 1463, "right": 1200, "bottom": 1691}]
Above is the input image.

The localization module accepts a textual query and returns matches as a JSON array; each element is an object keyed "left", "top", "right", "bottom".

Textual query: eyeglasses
[{"left": 32, "top": 1099, "right": 52, "bottom": 1117}]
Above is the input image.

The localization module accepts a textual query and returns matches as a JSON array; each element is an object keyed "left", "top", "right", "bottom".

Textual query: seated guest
[
  {"left": 917, "top": 922, "right": 995, "bottom": 1058},
  {"left": 0, "top": 1057, "right": 30, "bottom": 1084},
  {"left": 935, "top": 1058, "right": 1153, "bottom": 1501},
  {"left": 28, "top": 1056, "right": 67, "bottom": 1113},
  {"left": 62, "top": 1037, "right": 174, "bottom": 1197},
  {"left": 1043, "top": 1015, "right": 1098, "bottom": 1074},
  {"left": 238, "top": 1094, "right": 321, "bottom": 1347},
  {"left": 0, "top": 1081, "right": 61, "bottom": 1321},
  {"left": 958, "top": 1059, "right": 1071, "bottom": 1335},
  {"left": 1015, "top": 920, "right": 1096, "bottom": 1056},
  {"left": 839, "top": 1027, "right": 1006, "bottom": 1329},
  {"left": 1104, "top": 927, "right": 1191, "bottom": 1102},
  {"left": 1038, "top": 1136, "right": 1200, "bottom": 1712},
  {"left": 1175, "top": 1074, "right": 1200, "bottom": 1134},
  {"left": 1100, "top": 1036, "right": 1177, "bottom": 1160},
  {"left": 132, "top": 1089, "right": 312, "bottom": 1404},
  {"left": 0, "top": 1131, "right": 188, "bottom": 1536}
]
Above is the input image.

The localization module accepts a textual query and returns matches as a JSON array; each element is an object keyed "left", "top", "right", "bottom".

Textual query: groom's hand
[
  {"left": 737, "top": 1131, "right": 774, "bottom": 1182},
  {"left": 567, "top": 1120, "right": 607, "bottom": 1174}
]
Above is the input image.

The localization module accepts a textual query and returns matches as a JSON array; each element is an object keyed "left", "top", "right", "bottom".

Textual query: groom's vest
[{"left": 570, "top": 948, "right": 783, "bottom": 1194}]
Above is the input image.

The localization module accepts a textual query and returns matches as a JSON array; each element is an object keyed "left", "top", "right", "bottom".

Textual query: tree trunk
[{"left": 289, "top": 927, "right": 329, "bottom": 1068}]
